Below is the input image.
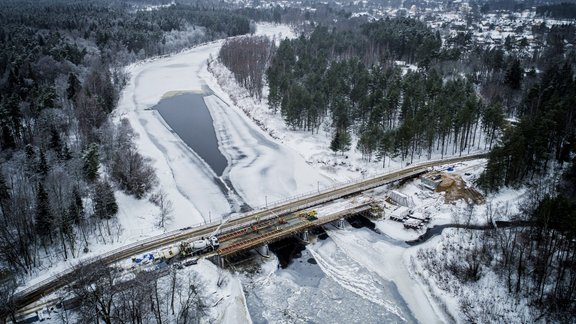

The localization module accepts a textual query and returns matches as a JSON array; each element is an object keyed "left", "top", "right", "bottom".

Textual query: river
[
  {"left": 116, "top": 23, "right": 446, "bottom": 324},
  {"left": 155, "top": 92, "right": 228, "bottom": 176}
]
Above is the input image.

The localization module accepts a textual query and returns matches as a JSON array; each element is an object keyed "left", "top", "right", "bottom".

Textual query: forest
[
  {"left": 218, "top": 14, "right": 576, "bottom": 320},
  {"left": 0, "top": 0, "right": 252, "bottom": 320},
  {"left": 262, "top": 21, "right": 501, "bottom": 164},
  {"left": 1, "top": 0, "right": 576, "bottom": 320}
]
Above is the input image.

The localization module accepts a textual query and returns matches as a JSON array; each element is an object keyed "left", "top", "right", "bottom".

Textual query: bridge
[
  {"left": 207, "top": 196, "right": 374, "bottom": 264},
  {"left": 5, "top": 153, "right": 486, "bottom": 317}
]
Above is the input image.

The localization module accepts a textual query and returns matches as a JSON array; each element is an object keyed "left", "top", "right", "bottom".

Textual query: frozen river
[
  {"left": 243, "top": 234, "right": 418, "bottom": 324},
  {"left": 116, "top": 23, "right": 447, "bottom": 324}
]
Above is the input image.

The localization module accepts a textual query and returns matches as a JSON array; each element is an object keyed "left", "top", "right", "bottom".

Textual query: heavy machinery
[
  {"left": 181, "top": 235, "right": 220, "bottom": 256},
  {"left": 297, "top": 210, "right": 318, "bottom": 221}
]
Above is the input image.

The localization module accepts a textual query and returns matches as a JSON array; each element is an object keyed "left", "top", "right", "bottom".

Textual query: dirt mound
[
  {"left": 433, "top": 173, "right": 485, "bottom": 204},
  {"left": 436, "top": 177, "right": 455, "bottom": 190}
]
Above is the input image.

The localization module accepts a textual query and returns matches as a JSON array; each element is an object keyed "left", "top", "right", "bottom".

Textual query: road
[{"left": 6, "top": 153, "right": 486, "bottom": 316}]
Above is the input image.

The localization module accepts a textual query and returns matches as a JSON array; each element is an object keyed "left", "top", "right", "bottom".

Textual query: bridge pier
[
  {"left": 257, "top": 244, "right": 270, "bottom": 257},
  {"left": 212, "top": 255, "right": 225, "bottom": 268},
  {"left": 300, "top": 230, "right": 310, "bottom": 242},
  {"left": 334, "top": 218, "right": 346, "bottom": 229}
]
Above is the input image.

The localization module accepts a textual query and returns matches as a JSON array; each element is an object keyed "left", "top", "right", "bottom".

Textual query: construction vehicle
[{"left": 181, "top": 236, "right": 220, "bottom": 256}]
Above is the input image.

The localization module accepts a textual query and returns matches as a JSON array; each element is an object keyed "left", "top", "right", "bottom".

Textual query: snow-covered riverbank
[
  {"left": 111, "top": 22, "right": 447, "bottom": 323},
  {"left": 21, "top": 21, "right": 529, "bottom": 323},
  {"left": 113, "top": 21, "right": 486, "bottom": 323}
]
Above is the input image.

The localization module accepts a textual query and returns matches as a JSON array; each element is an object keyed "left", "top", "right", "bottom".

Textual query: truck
[
  {"left": 182, "top": 235, "right": 220, "bottom": 256},
  {"left": 153, "top": 245, "right": 181, "bottom": 260}
]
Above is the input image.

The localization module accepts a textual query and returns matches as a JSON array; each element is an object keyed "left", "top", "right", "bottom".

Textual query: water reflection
[{"left": 155, "top": 93, "right": 228, "bottom": 176}]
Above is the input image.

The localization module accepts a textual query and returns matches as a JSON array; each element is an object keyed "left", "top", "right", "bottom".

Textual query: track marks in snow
[
  {"left": 308, "top": 240, "right": 409, "bottom": 322},
  {"left": 325, "top": 228, "right": 445, "bottom": 324}
]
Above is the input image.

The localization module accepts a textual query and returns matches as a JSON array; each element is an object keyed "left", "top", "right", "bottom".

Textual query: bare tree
[
  {"left": 0, "top": 275, "right": 19, "bottom": 323},
  {"left": 70, "top": 263, "right": 119, "bottom": 324},
  {"left": 110, "top": 119, "right": 157, "bottom": 198},
  {"left": 150, "top": 190, "right": 173, "bottom": 230},
  {"left": 69, "top": 262, "right": 209, "bottom": 323},
  {"left": 219, "top": 36, "right": 275, "bottom": 100}
]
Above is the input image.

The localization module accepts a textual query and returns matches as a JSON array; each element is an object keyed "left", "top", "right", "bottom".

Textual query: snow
[
  {"left": 208, "top": 47, "right": 490, "bottom": 188},
  {"left": 406, "top": 229, "right": 536, "bottom": 323},
  {"left": 109, "top": 21, "right": 525, "bottom": 324},
  {"left": 204, "top": 94, "right": 331, "bottom": 206},
  {"left": 113, "top": 22, "right": 316, "bottom": 231},
  {"left": 191, "top": 260, "right": 252, "bottom": 324},
  {"left": 325, "top": 227, "right": 449, "bottom": 323},
  {"left": 308, "top": 240, "right": 409, "bottom": 321},
  {"left": 116, "top": 39, "right": 231, "bottom": 229},
  {"left": 17, "top": 22, "right": 533, "bottom": 324},
  {"left": 242, "top": 240, "right": 415, "bottom": 323}
]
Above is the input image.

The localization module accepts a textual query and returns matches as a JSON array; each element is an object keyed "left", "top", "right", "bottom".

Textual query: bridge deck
[{"left": 215, "top": 199, "right": 372, "bottom": 257}]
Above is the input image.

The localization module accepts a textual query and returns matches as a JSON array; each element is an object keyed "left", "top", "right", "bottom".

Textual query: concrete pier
[
  {"left": 300, "top": 230, "right": 309, "bottom": 242},
  {"left": 335, "top": 218, "right": 346, "bottom": 229},
  {"left": 257, "top": 244, "right": 270, "bottom": 257},
  {"left": 213, "top": 255, "right": 225, "bottom": 268}
]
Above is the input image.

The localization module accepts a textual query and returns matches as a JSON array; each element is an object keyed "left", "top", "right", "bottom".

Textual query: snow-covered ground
[
  {"left": 406, "top": 229, "right": 536, "bottom": 323},
  {"left": 110, "top": 23, "right": 342, "bottom": 323},
  {"left": 21, "top": 22, "right": 530, "bottom": 324},
  {"left": 112, "top": 22, "right": 460, "bottom": 323},
  {"left": 208, "top": 51, "right": 490, "bottom": 185},
  {"left": 242, "top": 237, "right": 417, "bottom": 324},
  {"left": 114, "top": 22, "right": 329, "bottom": 235}
]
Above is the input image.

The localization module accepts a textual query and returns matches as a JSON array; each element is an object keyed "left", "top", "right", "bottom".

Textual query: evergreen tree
[
  {"left": 37, "top": 149, "right": 49, "bottom": 177},
  {"left": 67, "top": 72, "right": 81, "bottom": 101},
  {"left": 376, "top": 131, "right": 395, "bottom": 167},
  {"left": 505, "top": 59, "right": 523, "bottom": 90},
  {"left": 69, "top": 186, "right": 84, "bottom": 225},
  {"left": 0, "top": 100, "right": 16, "bottom": 149},
  {"left": 82, "top": 143, "right": 99, "bottom": 181},
  {"left": 61, "top": 143, "right": 72, "bottom": 160},
  {"left": 0, "top": 170, "right": 10, "bottom": 218},
  {"left": 330, "top": 131, "right": 341, "bottom": 154},
  {"left": 61, "top": 208, "right": 74, "bottom": 242},
  {"left": 94, "top": 179, "right": 118, "bottom": 220},
  {"left": 49, "top": 128, "right": 62, "bottom": 154},
  {"left": 35, "top": 182, "right": 53, "bottom": 239},
  {"left": 330, "top": 129, "right": 351, "bottom": 155}
]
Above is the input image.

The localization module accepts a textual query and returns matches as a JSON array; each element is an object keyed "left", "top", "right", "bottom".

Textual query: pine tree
[
  {"left": 94, "top": 180, "right": 118, "bottom": 220},
  {"left": 61, "top": 143, "right": 73, "bottom": 160},
  {"left": 330, "top": 131, "right": 341, "bottom": 154},
  {"left": 35, "top": 182, "right": 53, "bottom": 239},
  {"left": 61, "top": 208, "right": 74, "bottom": 240},
  {"left": 37, "top": 149, "right": 49, "bottom": 177},
  {"left": 49, "top": 128, "right": 62, "bottom": 154},
  {"left": 69, "top": 186, "right": 84, "bottom": 225},
  {"left": 330, "top": 129, "right": 351, "bottom": 155},
  {"left": 83, "top": 143, "right": 99, "bottom": 181},
  {"left": 505, "top": 59, "right": 523, "bottom": 90},
  {"left": 66, "top": 73, "right": 82, "bottom": 100}
]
